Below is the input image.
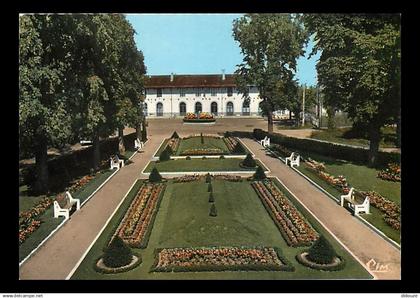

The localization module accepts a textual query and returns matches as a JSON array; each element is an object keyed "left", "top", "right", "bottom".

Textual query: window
[
  {"left": 211, "top": 102, "right": 218, "bottom": 115},
  {"left": 211, "top": 88, "right": 217, "bottom": 96},
  {"left": 195, "top": 102, "right": 202, "bottom": 114},
  {"left": 156, "top": 102, "right": 163, "bottom": 116},
  {"left": 180, "top": 88, "right": 185, "bottom": 97},
  {"left": 226, "top": 102, "right": 234, "bottom": 116},
  {"left": 157, "top": 88, "right": 162, "bottom": 97},
  {"left": 143, "top": 103, "right": 148, "bottom": 116},
  {"left": 179, "top": 102, "right": 186, "bottom": 116},
  {"left": 195, "top": 88, "right": 200, "bottom": 97},
  {"left": 227, "top": 87, "right": 233, "bottom": 97}
]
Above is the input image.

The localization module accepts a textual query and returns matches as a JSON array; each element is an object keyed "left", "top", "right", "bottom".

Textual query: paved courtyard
[{"left": 19, "top": 118, "right": 400, "bottom": 280}]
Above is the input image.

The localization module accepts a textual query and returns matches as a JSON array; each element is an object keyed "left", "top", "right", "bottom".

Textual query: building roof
[{"left": 144, "top": 74, "right": 237, "bottom": 88}]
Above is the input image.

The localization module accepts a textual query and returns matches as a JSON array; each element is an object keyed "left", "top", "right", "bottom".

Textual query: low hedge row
[
  {"left": 183, "top": 119, "right": 216, "bottom": 123},
  {"left": 251, "top": 129, "right": 400, "bottom": 167},
  {"left": 21, "top": 132, "right": 138, "bottom": 192},
  {"left": 150, "top": 246, "right": 294, "bottom": 273}
]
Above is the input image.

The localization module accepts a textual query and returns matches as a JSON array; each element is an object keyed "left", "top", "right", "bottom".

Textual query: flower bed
[
  {"left": 223, "top": 137, "right": 239, "bottom": 152},
  {"left": 151, "top": 246, "right": 294, "bottom": 272},
  {"left": 173, "top": 175, "right": 203, "bottom": 183},
  {"left": 19, "top": 197, "right": 53, "bottom": 245},
  {"left": 182, "top": 134, "right": 221, "bottom": 140},
  {"left": 305, "top": 158, "right": 349, "bottom": 194},
  {"left": 114, "top": 182, "right": 166, "bottom": 248},
  {"left": 377, "top": 163, "right": 401, "bottom": 182},
  {"left": 361, "top": 191, "right": 401, "bottom": 230},
  {"left": 68, "top": 174, "right": 96, "bottom": 193},
  {"left": 180, "top": 148, "right": 225, "bottom": 156},
  {"left": 251, "top": 180, "right": 318, "bottom": 247},
  {"left": 213, "top": 175, "right": 243, "bottom": 182}
]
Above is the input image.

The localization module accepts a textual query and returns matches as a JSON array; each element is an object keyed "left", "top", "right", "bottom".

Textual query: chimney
[
  {"left": 170, "top": 73, "right": 174, "bottom": 82},
  {"left": 222, "top": 69, "right": 225, "bottom": 81}
]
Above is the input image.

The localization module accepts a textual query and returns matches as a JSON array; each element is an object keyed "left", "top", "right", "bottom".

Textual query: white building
[{"left": 143, "top": 73, "right": 264, "bottom": 117}]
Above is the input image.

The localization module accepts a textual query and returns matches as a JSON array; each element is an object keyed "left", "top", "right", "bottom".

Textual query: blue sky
[{"left": 126, "top": 14, "right": 320, "bottom": 87}]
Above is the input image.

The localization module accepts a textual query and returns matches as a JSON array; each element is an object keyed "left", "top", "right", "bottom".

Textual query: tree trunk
[
  {"left": 92, "top": 133, "right": 100, "bottom": 171},
  {"left": 368, "top": 124, "right": 381, "bottom": 168},
  {"left": 267, "top": 110, "right": 274, "bottom": 133},
  {"left": 327, "top": 106, "right": 336, "bottom": 130},
  {"left": 396, "top": 112, "right": 401, "bottom": 148},
  {"left": 118, "top": 127, "right": 125, "bottom": 155},
  {"left": 135, "top": 122, "right": 142, "bottom": 140},
  {"left": 33, "top": 137, "right": 49, "bottom": 194},
  {"left": 141, "top": 120, "right": 147, "bottom": 142},
  {"left": 289, "top": 110, "right": 292, "bottom": 120}
]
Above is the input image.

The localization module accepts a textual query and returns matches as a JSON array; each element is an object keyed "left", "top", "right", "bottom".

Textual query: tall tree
[
  {"left": 19, "top": 15, "right": 76, "bottom": 193},
  {"left": 233, "top": 14, "right": 309, "bottom": 133},
  {"left": 304, "top": 14, "right": 401, "bottom": 166}
]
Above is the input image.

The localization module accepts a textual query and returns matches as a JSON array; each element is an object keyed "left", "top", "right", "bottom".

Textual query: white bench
[
  {"left": 110, "top": 155, "right": 124, "bottom": 170},
  {"left": 54, "top": 191, "right": 80, "bottom": 219},
  {"left": 259, "top": 136, "right": 270, "bottom": 147},
  {"left": 340, "top": 187, "right": 370, "bottom": 215},
  {"left": 134, "top": 138, "right": 144, "bottom": 151},
  {"left": 285, "top": 152, "right": 300, "bottom": 167}
]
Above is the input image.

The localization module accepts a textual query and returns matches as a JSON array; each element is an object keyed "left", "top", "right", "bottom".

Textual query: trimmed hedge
[
  {"left": 150, "top": 246, "right": 295, "bottom": 273},
  {"left": 149, "top": 167, "right": 162, "bottom": 182},
  {"left": 253, "top": 166, "right": 266, "bottom": 180},
  {"left": 209, "top": 192, "right": 215, "bottom": 203},
  {"left": 159, "top": 147, "right": 171, "bottom": 162},
  {"left": 252, "top": 129, "right": 400, "bottom": 167},
  {"left": 183, "top": 119, "right": 216, "bottom": 123},
  {"left": 242, "top": 153, "right": 257, "bottom": 168},
  {"left": 207, "top": 183, "right": 213, "bottom": 192},
  {"left": 209, "top": 204, "right": 218, "bottom": 217},
  {"left": 296, "top": 252, "right": 345, "bottom": 271},
  {"left": 94, "top": 252, "right": 142, "bottom": 274},
  {"left": 171, "top": 131, "right": 180, "bottom": 139},
  {"left": 102, "top": 236, "right": 133, "bottom": 268},
  {"left": 307, "top": 235, "right": 336, "bottom": 264}
]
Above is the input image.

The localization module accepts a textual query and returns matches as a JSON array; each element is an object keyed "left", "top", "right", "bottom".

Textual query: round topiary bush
[
  {"left": 242, "top": 153, "right": 256, "bottom": 168},
  {"left": 171, "top": 131, "right": 179, "bottom": 139},
  {"left": 149, "top": 167, "right": 162, "bottom": 183},
  {"left": 209, "top": 203, "right": 217, "bottom": 217},
  {"left": 307, "top": 236, "right": 337, "bottom": 265},
  {"left": 253, "top": 165, "right": 266, "bottom": 180},
  {"left": 159, "top": 147, "right": 171, "bottom": 162},
  {"left": 186, "top": 156, "right": 191, "bottom": 160},
  {"left": 209, "top": 192, "right": 215, "bottom": 203},
  {"left": 219, "top": 155, "right": 225, "bottom": 159},
  {"left": 102, "top": 236, "right": 133, "bottom": 268},
  {"left": 208, "top": 183, "right": 213, "bottom": 192}
]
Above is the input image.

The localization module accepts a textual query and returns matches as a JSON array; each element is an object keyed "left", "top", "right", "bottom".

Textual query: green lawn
[
  {"left": 294, "top": 152, "right": 401, "bottom": 244},
  {"left": 71, "top": 179, "right": 371, "bottom": 280},
  {"left": 310, "top": 126, "right": 398, "bottom": 149},
  {"left": 144, "top": 158, "right": 267, "bottom": 173},
  {"left": 176, "top": 136, "right": 229, "bottom": 155}
]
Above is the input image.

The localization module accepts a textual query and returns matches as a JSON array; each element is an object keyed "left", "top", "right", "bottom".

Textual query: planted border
[
  {"left": 251, "top": 180, "right": 318, "bottom": 247},
  {"left": 151, "top": 246, "right": 294, "bottom": 272},
  {"left": 112, "top": 182, "right": 166, "bottom": 248}
]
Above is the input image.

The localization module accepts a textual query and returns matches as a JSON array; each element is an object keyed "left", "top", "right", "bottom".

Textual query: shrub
[
  {"left": 201, "top": 132, "right": 204, "bottom": 144},
  {"left": 219, "top": 155, "right": 225, "bottom": 159},
  {"left": 253, "top": 166, "right": 266, "bottom": 180},
  {"left": 205, "top": 173, "right": 212, "bottom": 183},
  {"left": 209, "top": 204, "right": 217, "bottom": 217},
  {"left": 307, "top": 236, "right": 337, "bottom": 265},
  {"left": 149, "top": 167, "right": 162, "bottom": 183},
  {"left": 232, "top": 142, "right": 245, "bottom": 154},
  {"left": 165, "top": 145, "right": 174, "bottom": 155},
  {"left": 202, "top": 156, "right": 207, "bottom": 160},
  {"left": 209, "top": 192, "right": 215, "bottom": 203},
  {"left": 224, "top": 131, "right": 231, "bottom": 138},
  {"left": 159, "top": 147, "right": 171, "bottom": 162},
  {"left": 242, "top": 153, "right": 256, "bottom": 168},
  {"left": 102, "top": 236, "right": 133, "bottom": 268},
  {"left": 186, "top": 156, "right": 191, "bottom": 160},
  {"left": 171, "top": 131, "right": 179, "bottom": 139},
  {"left": 208, "top": 183, "right": 213, "bottom": 192}
]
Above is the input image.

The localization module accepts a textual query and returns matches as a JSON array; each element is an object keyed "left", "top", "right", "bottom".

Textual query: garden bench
[
  {"left": 340, "top": 187, "right": 370, "bottom": 215},
  {"left": 53, "top": 191, "right": 80, "bottom": 219},
  {"left": 285, "top": 152, "right": 300, "bottom": 167},
  {"left": 110, "top": 155, "right": 124, "bottom": 170},
  {"left": 259, "top": 136, "right": 270, "bottom": 147},
  {"left": 134, "top": 138, "right": 144, "bottom": 151}
]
